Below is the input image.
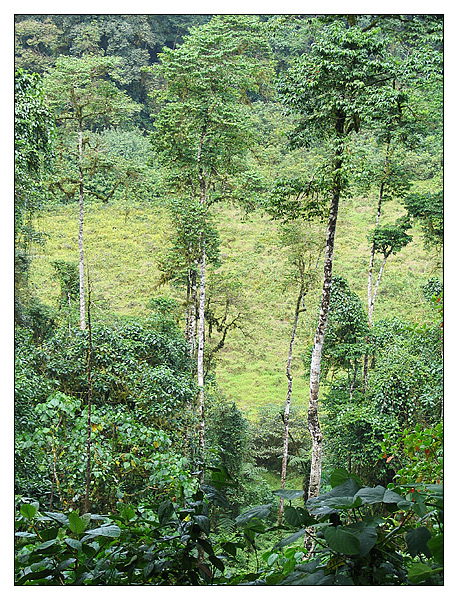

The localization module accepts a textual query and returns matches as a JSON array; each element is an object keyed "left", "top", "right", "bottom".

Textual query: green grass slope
[{"left": 29, "top": 194, "right": 440, "bottom": 420}]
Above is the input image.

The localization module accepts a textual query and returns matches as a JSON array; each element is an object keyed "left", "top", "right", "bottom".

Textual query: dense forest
[{"left": 14, "top": 14, "right": 444, "bottom": 586}]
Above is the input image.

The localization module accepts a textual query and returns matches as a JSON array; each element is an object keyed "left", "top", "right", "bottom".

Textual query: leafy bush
[
  {"left": 15, "top": 487, "right": 226, "bottom": 585},
  {"left": 15, "top": 391, "right": 198, "bottom": 512},
  {"left": 381, "top": 422, "right": 443, "bottom": 487},
  {"left": 248, "top": 469, "right": 443, "bottom": 586},
  {"left": 322, "top": 379, "right": 398, "bottom": 486}
]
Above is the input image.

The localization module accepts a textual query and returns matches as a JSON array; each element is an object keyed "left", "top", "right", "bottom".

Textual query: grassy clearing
[{"left": 30, "top": 193, "right": 439, "bottom": 421}]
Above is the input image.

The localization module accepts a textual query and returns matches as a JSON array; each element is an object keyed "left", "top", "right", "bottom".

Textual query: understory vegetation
[{"left": 15, "top": 14, "right": 443, "bottom": 586}]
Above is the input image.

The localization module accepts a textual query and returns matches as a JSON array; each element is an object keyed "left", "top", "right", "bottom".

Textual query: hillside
[{"left": 30, "top": 192, "right": 439, "bottom": 420}]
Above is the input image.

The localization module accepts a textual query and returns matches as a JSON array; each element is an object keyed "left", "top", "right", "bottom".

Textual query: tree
[
  {"left": 156, "top": 197, "right": 221, "bottom": 361},
  {"left": 14, "top": 69, "right": 55, "bottom": 324},
  {"left": 43, "top": 55, "right": 140, "bottom": 329},
  {"left": 151, "top": 15, "right": 272, "bottom": 481},
  {"left": 321, "top": 276, "right": 369, "bottom": 398},
  {"left": 366, "top": 216, "right": 412, "bottom": 328},
  {"left": 14, "top": 17, "right": 60, "bottom": 73},
  {"left": 277, "top": 20, "right": 404, "bottom": 501},
  {"left": 274, "top": 222, "right": 322, "bottom": 525},
  {"left": 404, "top": 190, "right": 443, "bottom": 249}
]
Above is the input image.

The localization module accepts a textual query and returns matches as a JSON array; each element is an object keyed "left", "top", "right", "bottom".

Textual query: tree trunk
[
  {"left": 84, "top": 274, "right": 93, "bottom": 513},
  {"left": 68, "top": 290, "right": 72, "bottom": 335},
  {"left": 196, "top": 124, "right": 208, "bottom": 485},
  {"left": 197, "top": 245, "right": 206, "bottom": 485},
  {"left": 363, "top": 138, "right": 391, "bottom": 388},
  {"left": 185, "top": 266, "right": 198, "bottom": 361},
  {"left": 78, "top": 129, "right": 86, "bottom": 330},
  {"left": 307, "top": 159, "right": 342, "bottom": 500},
  {"left": 278, "top": 284, "right": 304, "bottom": 526},
  {"left": 369, "top": 254, "right": 389, "bottom": 325}
]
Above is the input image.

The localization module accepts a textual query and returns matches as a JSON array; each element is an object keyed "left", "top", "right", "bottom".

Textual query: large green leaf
[
  {"left": 68, "top": 512, "right": 86, "bottom": 535},
  {"left": 20, "top": 503, "right": 38, "bottom": 520},
  {"left": 307, "top": 478, "right": 361, "bottom": 515},
  {"left": 354, "top": 485, "right": 385, "bottom": 505},
  {"left": 382, "top": 489, "right": 406, "bottom": 505},
  {"left": 407, "top": 563, "right": 433, "bottom": 584},
  {"left": 193, "top": 514, "right": 210, "bottom": 535},
  {"left": 274, "top": 528, "right": 306, "bottom": 549},
  {"left": 284, "top": 506, "right": 315, "bottom": 527},
  {"left": 221, "top": 541, "right": 238, "bottom": 557},
  {"left": 197, "top": 538, "right": 213, "bottom": 555},
  {"left": 81, "top": 524, "right": 121, "bottom": 541},
  {"left": 64, "top": 537, "right": 82, "bottom": 551},
  {"left": 405, "top": 527, "right": 432, "bottom": 558},
  {"left": 347, "top": 523, "right": 377, "bottom": 557},
  {"left": 201, "top": 484, "right": 230, "bottom": 508},
  {"left": 44, "top": 511, "right": 69, "bottom": 526},
  {"left": 235, "top": 504, "right": 271, "bottom": 526},
  {"left": 208, "top": 554, "right": 225, "bottom": 573},
  {"left": 158, "top": 500, "right": 175, "bottom": 526},
  {"left": 324, "top": 526, "right": 360, "bottom": 555},
  {"left": 427, "top": 533, "right": 443, "bottom": 565},
  {"left": 332, "top": 574, "right": 354, "bottom": 585},
  {"left": 330, "top": 469, "right": 362, "bottom": 488},
  {"left": 273, "top": 489, "right": 304, "bottom": 500}
]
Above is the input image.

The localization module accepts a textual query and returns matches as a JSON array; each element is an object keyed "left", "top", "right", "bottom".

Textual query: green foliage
[
  {"left": 40, "top": 322, "right": 194, "bottom": 423},
  {"left": 246, "top": 469, "right": 443, "bottom": 586},
  {"left": 151, "top": 15, "right": 273, "bottom": 205},
  {"left": 15, "top": 317, "right": 197, "bottom": 509},
  {"left": 16, "top": 391, "right": 197, "bottom": 512},
  {"left": 14, "top": 15, "right": 444, "bottom": 587},
  {"left": 368, "top": 215, "right": 413, "bottom": 258},
  {"left": 85, "top": 128, "right": 162, "bottom": 204},
  {"left": 206, "top": 397, "right": 248, "bottom": 485},
  {"left": 277, "top": 21, "right": 402, "bottom": 147},
  {"left": 422, "top": 277, "right": 443, "bottom": 304},
  {"left": 15, "top": 69, "right": 55, "bottom": 324},
  {"left": 249, "top": 404, "right": 310, "bottom": 476},
  {"left": 52, "top": 260, "right": 79, "bottom": 321},
  {"left": 44, "top": 54, "right": 141, "bottom": 130},
  {"left": 381, "top": 422, "right": 443, "bottom": 487},
  {"left": 321, "top": 276, "right": 369, "bottom": 381},
  {"left": 15, "top": 69, "right": 55, "bottom": 239},
  {"left": 15, "top": 487, "right": 225, "bottom": 585},
  {"left": 368, "top": 318, "right": 443, "bottom": 428},
  {"left": 404, "top": 189, "right": 443, "bottom": 248},
  {"left": 156, "top": 197, "right": 221, "bottom": 289},
  {"left": 322, "top": 380, "right": 397, "bottom": 486}
]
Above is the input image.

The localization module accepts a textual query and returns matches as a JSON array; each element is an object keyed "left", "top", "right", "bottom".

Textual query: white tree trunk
[
  {"left": 196, "top": 123, "right": 208, "bottom": 484},
  {"left": 197, "top": 244, "right": 206, "bottom": 484},
  {"left": 307, "top": 189, "right": 340, "bottom": 500},
  {"left": 369, "top": 254, "right": 389, "bottom": 324},
  {"left": 278, "top": 286, "right": 303, "bottom": 526},
  {"left": 78, "top": 129, "right": 86, "bottom": 330},
  {"left": 364, "top": 139, "right": 390, "bottom": 387}
]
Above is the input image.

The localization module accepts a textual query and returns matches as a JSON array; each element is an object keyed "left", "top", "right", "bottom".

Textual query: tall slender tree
[
  {"left": 43, "top": 55, "right": 140, "bottom": 329},
  {"left": 277, "top": 20, "right": 403, "bottom": 500},
  {"left": 276, "top": 223, "right": 322, "bottom": 526},
  {"left": 151, "top": 15, "right": 272, "bottom": 480}
]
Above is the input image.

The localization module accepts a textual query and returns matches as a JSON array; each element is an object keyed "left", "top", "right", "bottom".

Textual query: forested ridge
[{"left": 14, "top": 14, "right": 443, "bottom": 586}]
